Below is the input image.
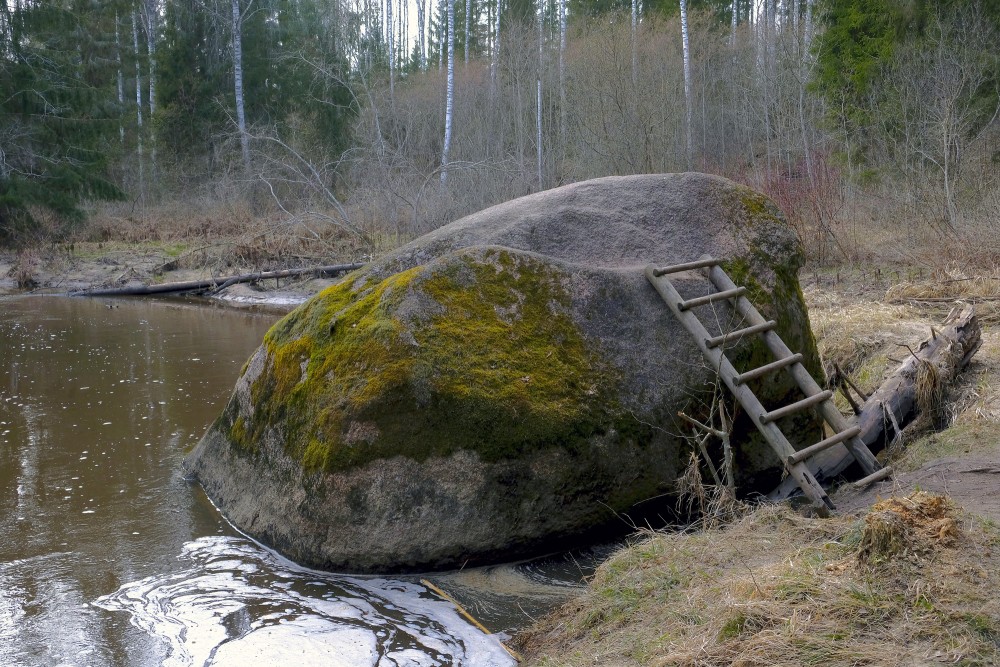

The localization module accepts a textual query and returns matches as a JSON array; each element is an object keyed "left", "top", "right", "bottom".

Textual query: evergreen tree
[{"left": 0, "top": 0, "right": 124, "bottom": 241}]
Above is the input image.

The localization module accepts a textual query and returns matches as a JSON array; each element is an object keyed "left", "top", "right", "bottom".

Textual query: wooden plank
[
  {"left": 704, "top": 260, "right": 883, "bottom": 477},
  {"left": 645, "top": 265, "right": 834, "bottom": 511},
  {"left": 787, "top": 426, "right": 861, "bottom": 466},
  {"left": 760, "top": 390, "right": 834, "bottom": 424},
  {"left": 678, "top": 287, "right": 746, "bottom": 311},
  {"left": 652, "top": 257, "right": 721, "bottom": 276},
  {"left": 852, "top": 466, "right": 893, "bottom": 489},
  {"left": 734, "top": 353, "right": 803, "bottom": 385},
  {"left": 705, "top": 320, "right": 777, "bottom": 349}
]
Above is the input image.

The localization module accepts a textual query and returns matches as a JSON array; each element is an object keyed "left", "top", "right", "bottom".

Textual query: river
[{"left": 0, "top": 296, "right": 592, "bottom": 666}]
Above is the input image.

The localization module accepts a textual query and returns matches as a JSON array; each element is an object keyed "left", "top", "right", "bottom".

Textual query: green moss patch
[{"left": 235, "top": 249, "right": 621, "bottom": 473}]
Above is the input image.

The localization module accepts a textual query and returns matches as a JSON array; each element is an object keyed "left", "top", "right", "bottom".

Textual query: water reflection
[
  {"left": 0, "top": 296, "right": 571, "bottom": 666},
  {"left": 95, "top": 536, "right": 514, "bottom": 666}
]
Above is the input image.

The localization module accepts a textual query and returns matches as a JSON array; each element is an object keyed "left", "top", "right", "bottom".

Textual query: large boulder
[{"left": 184, "top": 173, "right": 823, "bottom": 573}]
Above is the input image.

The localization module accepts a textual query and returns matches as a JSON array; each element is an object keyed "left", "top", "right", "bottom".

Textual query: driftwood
[
  {"left": 69, "top": 263, "right": 365, "bottom": 297},
  {"left": 770, "top": 305, "right": 982, "bottom": 500}
]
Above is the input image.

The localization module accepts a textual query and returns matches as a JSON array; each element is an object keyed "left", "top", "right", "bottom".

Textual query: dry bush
[
  {"left": 8, "top": 248, "right": 40, "bottom": 288},
  {"left": 516, "top": 493, "right": 1000, "bottom": 667}
]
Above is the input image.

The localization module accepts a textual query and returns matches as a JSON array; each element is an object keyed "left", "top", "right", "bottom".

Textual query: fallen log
[
  {"left": 769, "top": 305, "right": 981, "bottom": 501},
  {"left": 69, "top": 263, "right": 365, "bottom": 297}
]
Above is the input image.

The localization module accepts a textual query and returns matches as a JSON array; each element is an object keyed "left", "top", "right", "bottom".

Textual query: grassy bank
[
  {"left": 513, "top": 492, "right": 1000, "bottom": 666},
  {"left": 513, "top": 273, "right": 1000, "bottom": 666}
]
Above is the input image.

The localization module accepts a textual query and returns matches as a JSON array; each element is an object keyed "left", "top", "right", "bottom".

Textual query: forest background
[{"left": 1, "top": 0, "right": 999, "bottom": 269}]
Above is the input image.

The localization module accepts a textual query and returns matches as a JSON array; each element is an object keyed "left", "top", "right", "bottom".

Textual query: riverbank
[
  {"left": 513, "top": 269, "right": 1000, "bottom": 666},
  {"left": 0, "top": 240, "right": 363, "bottom": 311}
]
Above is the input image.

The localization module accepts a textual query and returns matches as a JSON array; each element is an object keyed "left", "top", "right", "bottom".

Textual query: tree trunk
[
  {"left": 131, "top": 11, "right": 144, "bottom": 197},
  {"left": 770, "top": 306, "right": 982, "bottom": 500},
  {"left": 491, "top": 0, "right": 500, "bottom": 94},
  {"left": 231, "top": 0, "right": 250, "bottom": 168},
  {"left": 464, "top": 0, "right": 470, "bottom": 64},
  {"left": 631, "top": 0, "right": 638, "bottom": 84},
  {"left": 559, "top": 0, "right": 566, "bottom": 150},
  {"left": 536, "top": 0, "right": 543, "bottom": 190},
  {"left": 387, "top": 0, "right": 394, "bottom": 100},
  {"left": 441, "top": 0, "right": 455, "bottom": 184},
  {"left": 417, "top": 0, "right": 426, "bottom": 68},
  {"left": 679, "top": 0, "right": 692, "bottom": 168},
  {"left": 116, "top": 12, "right": 125, "bottom": 144}
]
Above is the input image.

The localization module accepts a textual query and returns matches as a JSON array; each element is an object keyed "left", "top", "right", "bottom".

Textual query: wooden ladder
[{"left": 645, "top": 256, "right": 890, "bottom": 511}]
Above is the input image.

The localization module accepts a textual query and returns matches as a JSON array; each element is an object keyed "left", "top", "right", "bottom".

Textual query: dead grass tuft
[
  {"left": 857, "top": 492, "right": 958, "bottom": 566},
  {"left": 516, "top": 494, "right": 1000, "bottom": 666}
]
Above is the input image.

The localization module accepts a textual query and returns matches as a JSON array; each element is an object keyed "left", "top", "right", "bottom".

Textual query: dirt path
[{"left": 834, "top": 453, "right": 1000, "bottom": 522}]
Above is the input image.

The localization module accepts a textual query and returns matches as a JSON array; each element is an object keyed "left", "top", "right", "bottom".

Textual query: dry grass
[
  {"left": 515, "top": 493, "right": 1000, "bottom": 667},
  {"left": 804, "top": 284, "right": 927, "bottom": 397}
]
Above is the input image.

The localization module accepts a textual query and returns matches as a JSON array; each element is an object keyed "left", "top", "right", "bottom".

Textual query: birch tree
[
  {"left": 231, "top": 0, "right": 250, "bottom": 168},
  {"left": 131, "top": 11, "right": 145, "bottom": 193},
  {"left": 631, "top": 0, "right": 637, "bottom": 84},
  {"left": 679, "top": 0, "right": 692, "bottom": 167},
  {"left": 441, "top": 0, "right": 455, "bottom": 183},
  {"left": 464, "top": 0, "right": 471, "bottom": 63},
  {"left": 559, "top": 0, "right": 566, "bottom": 147},
  {"left": 417, "top": 0, "right": 427, "bottom": 68},
  {"left": 536, "top": 0, "right": 543, "bottom": 189}
]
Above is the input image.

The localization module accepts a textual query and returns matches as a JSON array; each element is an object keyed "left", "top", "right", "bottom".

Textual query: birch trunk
[
  {"left": 536, "top": 0, "right": 543, "bottom": 189},
  {"left": 559, "top": 0, "right": 566, "bottom": 148},
  {"left": 729, "top": 0, "right": 736, "bottom": 46},
  {"left": 417, "top": 0, "right": 426, "bottom": 68},
  {"left": 631, "top": 0, "right": 637, "bottom": 84},
  {"left": 441, "top": 0, "right": 455, "bottom": 184},
  {"left": 131, "top": 11, "right": 144, "bottom": 195},
  {"left": 804, "top": 0, "right": 814, "bottom": 53},
  {"left": 491, "top": 0, "right": 500, "bottom": 94},
  {"left": 231, "top": 0, "right": 250, "bottom": 168},
  {"left": 143, "top": 0, "right": 157, "bottom": 116},
  {"left": 386, "top": 0, "right": 394, "bottom": 100},
  {"left": 116, "top": 12, "right": 125, "bottom": 144},
  {"left": 679, "top": 0, "right": 692, "bottom": 168},
  {"left": 464, "top": 0, "right": 470, "bottom": 63}
]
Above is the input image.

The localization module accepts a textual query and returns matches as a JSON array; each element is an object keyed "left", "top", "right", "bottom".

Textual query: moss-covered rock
[{"left": 184, "top": 173, "right": 824, "bottom": 573}]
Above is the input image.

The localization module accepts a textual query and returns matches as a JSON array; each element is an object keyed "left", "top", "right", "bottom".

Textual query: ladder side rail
[
  {"left": 645, "top": 266, "right": 834, "bottom": 510},
  {"left": 705, "top": 262, "right": 882, "bottom": 476}
]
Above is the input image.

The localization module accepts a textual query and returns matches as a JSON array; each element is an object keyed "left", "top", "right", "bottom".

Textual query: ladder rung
[
  {"left": 678, "top": 287, "right": 746, "bottom": 311},
  {"left": 760, "top": 390, "right": 833, "bottom": 424},
  {"left": 852, "top": 466, "right": 892, "bottom": 489},
  {"left": 787, "top": 426, "right": 862, "bottom": 466},
  {"left": 705, "top": 320, "right": 777, "bottom": 349},
  {"left": 652, "top": 257, "right": 721, "bottom": 277},
  {"left": 733, "top": 353, "right": 803, "bottom": 385}
]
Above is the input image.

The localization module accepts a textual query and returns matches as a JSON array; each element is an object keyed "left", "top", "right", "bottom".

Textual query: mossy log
[
  {"left": 69, "top": 263, "right": 365, "bottom": 297},
  {"left": 770, "top": 305, "right": 981, "bottom": 500}
]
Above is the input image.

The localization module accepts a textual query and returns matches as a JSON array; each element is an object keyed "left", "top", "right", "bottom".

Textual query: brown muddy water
[{"left": 0, "top": 296, "right": 592, "bottom": 666}]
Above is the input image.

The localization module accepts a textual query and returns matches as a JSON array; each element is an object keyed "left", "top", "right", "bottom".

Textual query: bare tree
[{"left": 876, "top": 7, "right": 1000, "bottom": 232}]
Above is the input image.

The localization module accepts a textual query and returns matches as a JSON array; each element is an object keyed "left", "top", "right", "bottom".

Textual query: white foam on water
[{"left": 94, "top": 536, "right": 516, "bottom": 667}]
